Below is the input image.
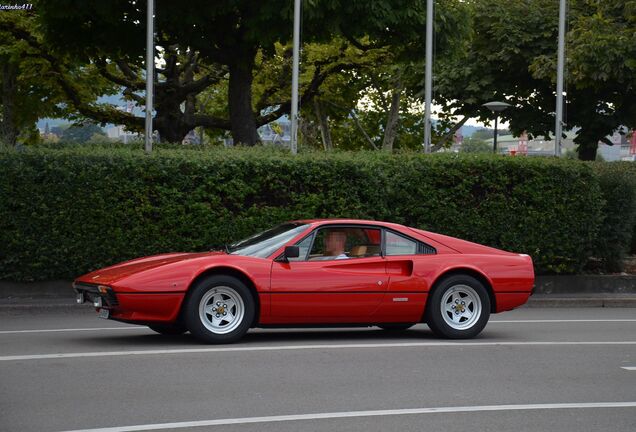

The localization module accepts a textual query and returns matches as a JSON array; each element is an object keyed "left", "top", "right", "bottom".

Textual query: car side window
[
  {"left": 385, "top": 231, "right": 417, "bottom": 256},
  {"left": 288, "top": 235, "right": 313, "bottom": 262},
  {"left": 307, "top": 227, "right": 381, "bottom": 261}
]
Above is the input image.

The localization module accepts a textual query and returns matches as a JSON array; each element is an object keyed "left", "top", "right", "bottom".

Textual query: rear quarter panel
[{"left": 409, "top": 253, "right": 534, "bottom": 313}]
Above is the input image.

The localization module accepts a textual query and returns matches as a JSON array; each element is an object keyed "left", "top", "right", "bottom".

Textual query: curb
[
  {"left": 1, "top": 277, "right": 636, "bottom": 310},
  {"left": 526, "top": 294, "right": 636, "bottom": 308},
  {"left": 534, "top": 275, "right": 636, "bottom": 294},
  {"left": 2, "top": 294, "right": 636, "bottom": 311}
]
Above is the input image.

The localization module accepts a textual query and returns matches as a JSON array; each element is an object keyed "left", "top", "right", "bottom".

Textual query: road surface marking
[
  {"left": 1, "top": 319, "right": 634, "bottom": 335},
  {"left": 2, "top": 341, "right": 636, "bottom": 362},
  {"left": 490, "top": 319, "right": 636, "bottom": 323},
  {"left": 58, "top": 401, "right": 636, "bottom": 432},
  {"left": 621, "top": 367, "right": 636, "bottom": 371},
  {"left": 0, "top": 326, "right": 142, "bottom": 334}
]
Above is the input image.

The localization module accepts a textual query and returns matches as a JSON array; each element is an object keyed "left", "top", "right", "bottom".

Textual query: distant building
[
  {"left": 597, "top": 131, "right": 635, "bottom": 162},
  {"left": 106, "top": 125, "right": 139, "bottom": 143}
]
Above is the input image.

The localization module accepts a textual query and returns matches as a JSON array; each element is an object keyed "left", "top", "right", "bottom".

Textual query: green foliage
[
  {"left": 589, "top": 162, "right": 636, "bottom": 271},
  {"left": 61, "top": 123, "right": 106, "bottom": 143},
  {"left": 0, "top": 147, "right": 608, "bottom": 281},
  {"left": 460, "top": 137, "right": 491, "bottom": 153},
  {"left": 436, "top": 0, "right": 636, "bottom": 160}
]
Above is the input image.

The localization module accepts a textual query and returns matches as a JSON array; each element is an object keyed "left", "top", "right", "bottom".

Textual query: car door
[
  {"left": 269, "top": 226, "right": 389, "bottom": 323},
  {"left": 372, "top": 229, "right": 431, "bottom": 322}
]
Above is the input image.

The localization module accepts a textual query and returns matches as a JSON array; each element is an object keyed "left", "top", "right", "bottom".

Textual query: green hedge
[
  {"left": 590, "top": 163, "right": 636, "bottom": 267},
  {"left": 0, "top": 147, "right": 615, "bottom": 281}
]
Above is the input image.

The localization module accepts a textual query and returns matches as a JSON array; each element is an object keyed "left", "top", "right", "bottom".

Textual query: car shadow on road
[{"left": 76, "top": 326, "right": 449, "bottom": 347}]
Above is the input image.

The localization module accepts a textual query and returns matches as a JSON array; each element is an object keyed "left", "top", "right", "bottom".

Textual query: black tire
[
  {"left": 426, "top": 274, "right": 490, "bottom": 339},
  {"left": 148, "top": 323, "right": 187, "bottom": 335},
  {"left": 377, "top": 324, "right": 415, "bottom": 331},
  {"left": 184, "top": 275, "right": 255, "bottom": 344}
]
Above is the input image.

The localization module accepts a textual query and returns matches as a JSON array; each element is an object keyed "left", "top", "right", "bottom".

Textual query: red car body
[{"left": 74, "top": 219, "right": 534, "bottom": 331}]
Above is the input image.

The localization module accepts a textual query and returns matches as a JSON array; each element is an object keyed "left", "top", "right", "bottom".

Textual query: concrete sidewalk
[
  {"left": 526, "top": 293, "right": 636, "bottom": 308},
  {"left": 2, "top": 276, "right": 636, "bottom": 309},
  {"left": 1, "top": 292, "right": 636, "bottom": 310}
]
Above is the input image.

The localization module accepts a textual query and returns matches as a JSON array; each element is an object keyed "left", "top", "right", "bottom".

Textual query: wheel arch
[
  {"left": 426, "top": 267, "right": 496, "bottom": 317},
  {"left": 182, "top": 265, "right": 261, "bottom": 326}
]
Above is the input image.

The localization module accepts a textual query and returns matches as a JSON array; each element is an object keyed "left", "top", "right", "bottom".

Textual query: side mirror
[{"left": 284, "top": 245, "right": 300, "bottom": 259}]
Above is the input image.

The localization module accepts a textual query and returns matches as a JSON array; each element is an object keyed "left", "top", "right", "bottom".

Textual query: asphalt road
[{"left": 1, "top": 307, "right": 635, "bottom": 432}]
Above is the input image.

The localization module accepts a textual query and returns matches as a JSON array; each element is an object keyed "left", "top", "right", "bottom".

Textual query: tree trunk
[
  {"left": 577, "top": 142, "right": 598, "bottom": 161},
  {"left": 350, "top": 109, "right": 378, "bottom": 150},
  {"left": 381, "top": 86, "right": 402, "bottom": 152},
  {"left": 228, "top": 53, "right": 260, "bottom": 146},
  {"left": 431, "top": 115, "right": 470, "bottom": 152},
  {"left": 1, "top": 61, "right": 18, "bottom": 147},
  {"left": 152, "top": 48, "right": 197, "bottom": 144},
  {"left": 153, "top": 95, "right": 192, "bottom": 143},
  {"left": 313, "top": 98, "right": 333, "bottom": 151}
]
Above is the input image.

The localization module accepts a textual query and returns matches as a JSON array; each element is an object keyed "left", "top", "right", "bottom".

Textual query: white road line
[
  {"left": 490, "top": 319, "right": 636, "bottom": 323},
  {"left": 621, "top": 367, "right": 636, "bottom": 371},
  {"left": 0, "top": 326, "right": 142, "bottom": 334},
  {"left": 1, "top": 319, "right": 634, "bottom": 335},
  {"left": 2, "top": 341, "right": 636, "bottom": 362},
  {"left": 58, "top": 401, "right": 636, "bottom": 432}
]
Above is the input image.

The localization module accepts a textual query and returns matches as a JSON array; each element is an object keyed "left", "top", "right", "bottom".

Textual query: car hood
[{"left": 76, "top": 251, "right": 226, "bottom": 285}]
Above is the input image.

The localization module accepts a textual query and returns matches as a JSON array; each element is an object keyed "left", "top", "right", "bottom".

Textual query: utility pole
[
  {"left": 423, "top": 0, "right": 433, "bottom": 153},
  {"left": 554, "top": 0, "right": 566, "bottom": 157},
  {"left": 290, "top": 0, "right": 301, "bottom": 155},
  {"left": 144, "top": 0, "right": 154, "bottom": 153}
]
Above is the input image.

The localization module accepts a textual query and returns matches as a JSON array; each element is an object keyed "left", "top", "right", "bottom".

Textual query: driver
[{"left": 325, "top": 230, "right": 348, "bottom": 259}]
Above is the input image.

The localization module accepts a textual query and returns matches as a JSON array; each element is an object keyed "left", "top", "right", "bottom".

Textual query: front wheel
[
  {"left": 426, "top": 274, "right": 490, "bottom": 339},
  {"left": 184, "top": 275, "right": 255, "bottom": 344}
]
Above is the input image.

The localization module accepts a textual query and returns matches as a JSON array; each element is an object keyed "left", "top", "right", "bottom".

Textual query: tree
[
  {"left": 62, "top": 123, "right": 106, "bottom": 143},
  {"left": 0, "top": 10, "right": 98, "bottom": 146},
  {"left": 0, "top": 9, "right": 119, "bottom": 146},
  {"left": 460, "top": 136, "right": 490, "bottom": 153},
  {"left": 24, "top": 0, "right": 467, "bottom": 146},
  {"left": 435, "top": 0, "right": 636, "bottom": 160}
]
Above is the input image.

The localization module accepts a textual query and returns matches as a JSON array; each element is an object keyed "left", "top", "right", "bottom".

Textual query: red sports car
[{"left": 74, "top": 219, "right": 534, "bottom": 343}]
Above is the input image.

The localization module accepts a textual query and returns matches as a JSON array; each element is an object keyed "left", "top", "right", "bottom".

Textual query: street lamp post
[
  {"left": 483, "top": 101, "right": 511, "bottom": 154},
  {"left": 144, "top": 0, "right": 154, "bottom": 153},
  {"left": 290, "top": 0, "right": 301, "bottom": 155},
  {"left": 423, "top": 0, "right": 433, "bottom": 153},
  {"left": 554, "top": 0, "right": 567, "bottom": 156}
]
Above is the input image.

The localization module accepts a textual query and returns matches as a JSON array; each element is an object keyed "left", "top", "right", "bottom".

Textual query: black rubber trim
[
  {"left": 115, "top": 291, "right": 185, "bottom": 295},
  {"left": 268, "top": 291, "right": 428, "bottom": 294},
  {"left": 497, "top": 290, "right": 533, "bottom": 294}
]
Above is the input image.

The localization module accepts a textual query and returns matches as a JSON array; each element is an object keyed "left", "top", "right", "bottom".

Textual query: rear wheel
[
  {"left": 184, "top": 275, "right": 255, "bottom": 344},
  {"left": 426, "top": 274, "right": 490, "bottom": 339},
  {"left": 148, "top": 324, "right": 187, "bottom": 335},
  {"left": 377, "top": 324, "right": 414, "bottom": 331}
]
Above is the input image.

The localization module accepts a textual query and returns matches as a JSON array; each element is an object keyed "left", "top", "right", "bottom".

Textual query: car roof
[{"left": 293, "top": 218, "right": 407, "bottom": 230}]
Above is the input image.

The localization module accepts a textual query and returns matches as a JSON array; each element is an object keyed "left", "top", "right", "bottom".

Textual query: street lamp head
[{"left": 482, "top": 101, "right": 512, "bottom": 113}]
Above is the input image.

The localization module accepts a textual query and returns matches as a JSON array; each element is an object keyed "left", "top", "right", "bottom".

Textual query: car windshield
[{"left": 228, "top": 223, "right": 310, "bottom": 258}]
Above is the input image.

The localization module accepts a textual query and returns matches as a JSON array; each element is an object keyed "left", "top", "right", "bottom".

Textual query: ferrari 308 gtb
[{"left": 74, "top": 219, "right": 534, "bottom": 343}]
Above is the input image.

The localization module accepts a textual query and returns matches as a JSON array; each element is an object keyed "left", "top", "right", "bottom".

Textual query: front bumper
[
  {"left": 73, "top": 282, "right": 184, "bottom": 323},
  {"left": 74, "top": 283, "right": 119, "bottom": 308}
]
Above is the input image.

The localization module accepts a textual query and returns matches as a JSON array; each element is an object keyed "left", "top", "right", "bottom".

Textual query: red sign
[
  {"left": 518, "top": 131, "right": 528, "bottom": 155},
  {"left": 631, "top": 130, "right": 636, "bottom": 155}
]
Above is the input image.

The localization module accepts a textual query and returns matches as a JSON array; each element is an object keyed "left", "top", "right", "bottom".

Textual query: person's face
[{"left": 325, "top": 231, "right": 346, "bottom": 254}]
